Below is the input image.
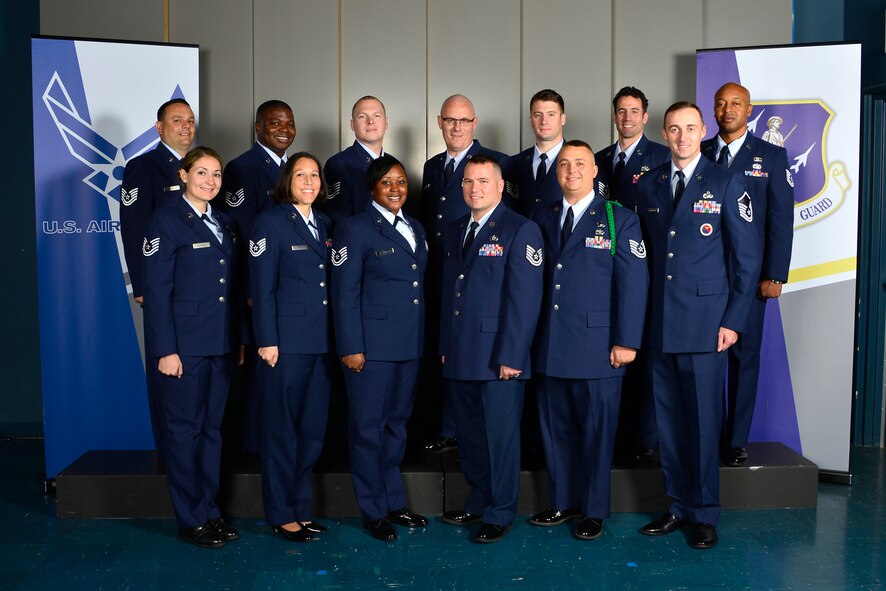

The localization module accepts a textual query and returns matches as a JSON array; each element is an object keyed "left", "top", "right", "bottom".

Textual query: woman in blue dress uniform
[
  {"left": 331, "top": 155, "right": 429, "bottom": 542},
  {"left": 250, "top": 153, "right": 333, "bottom": 542},
  {"left": 142, "top": 146, "right": 244, "bottom": 549}
]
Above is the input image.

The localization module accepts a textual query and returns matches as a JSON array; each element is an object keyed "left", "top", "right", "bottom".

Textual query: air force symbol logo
[
  {"left": 331, "top": 246, "right": 348, "bottom": 266},
  {"left": 225, "top": 188, "right": 245, "bottom": 207},
  {"left": 629, "top": 239, "right": 646, "bottom": 259},
  {"left": 249, "top": 238, "right": 267, "bottom": 257},
  {"left": 142, "top": 237, "right": 160, "bottom": 256},
  {"left": 737, "top": 192, "right": 753, "bottom": 222},
  {"left": 120, "top": 187, "right": 138, "bottom": 206},
  {"left": 525, "top": 245, "right": 543, "bottom": 267}
]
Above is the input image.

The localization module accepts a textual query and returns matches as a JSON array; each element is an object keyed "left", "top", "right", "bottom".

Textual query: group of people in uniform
[{"left": 120, "top": 80, "right": 794, "bottom": 550}]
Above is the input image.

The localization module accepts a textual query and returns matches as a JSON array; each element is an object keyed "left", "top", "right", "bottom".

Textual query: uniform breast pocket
[
  {"left": 173, "top": 301, "right": 198, "bottom": 316},
  {"left": 279, "top": 301, "right": 306, "bottom": 316},
  {"left": 696, "top": 279, "right": 729, "bottom": 296}
]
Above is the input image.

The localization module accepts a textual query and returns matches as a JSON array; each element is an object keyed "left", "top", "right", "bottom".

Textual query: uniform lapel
[
  {"left": 372, "top": 208, "right": 417, "bottom": 259},
  {"left": 542, "top": 204, "right": 562, "bottom": 257}
]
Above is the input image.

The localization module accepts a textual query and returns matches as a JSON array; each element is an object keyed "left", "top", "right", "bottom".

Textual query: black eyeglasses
[{"left": 440, "top": 117, "right": 476, "bottom": 127}]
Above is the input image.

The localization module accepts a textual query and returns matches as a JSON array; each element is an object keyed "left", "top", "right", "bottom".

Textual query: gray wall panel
[
  {"left": 40, "top": 0, "right": 165, "bottom": 42},
  {"left": 427, "top": 0, "right": 521, "bottom": 158},
  {"left": 520, "top": 0, "right": 612, "bottom": 151},
  {"left": 341, "top": 0, "right": 426, "bottom": 183},
  {"left": 702, "top": 0, "right": 793, "bottom": 50},
  {"left": 169, "top": 0, "right": 253, "bottom": 163},
  {"left": 253, "top": 0, "right": 339, "bottom": 162}
]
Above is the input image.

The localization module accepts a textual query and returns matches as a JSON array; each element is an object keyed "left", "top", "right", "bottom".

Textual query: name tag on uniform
[
  {"left": 586, "top": 236, "right": 611, "bottom": 249},
  {"left": 478, "top": 244, "right": 503, "bottom": 257},
  {"left": 266, "top": 189, "right": 275, "bottom": 195},
  {"left": 163, "top": 184, "right": 181, "bottom": 192},
  {"left": 646, "top": 207, "right": 660, "bottom": 213},
  {"left": 291, "top": 244, "right": 309, "bottom": 251},
  {"left": 192, "top": 242, "right": 211, "bottom": 249},
  {"left": 375, "top": 248, "right": 395, "bottom": 257}
]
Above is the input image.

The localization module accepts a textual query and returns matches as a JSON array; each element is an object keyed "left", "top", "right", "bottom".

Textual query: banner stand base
[{"left": 819, "top": 469, "right": 852, "bottom": 485}]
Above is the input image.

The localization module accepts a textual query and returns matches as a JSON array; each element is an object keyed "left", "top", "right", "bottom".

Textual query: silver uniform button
[
  {"left": 322, "top": 299, "right": 328, "bottom": 305},
  {"left": 411, "top": 264, "right": 417, "bottom": 270},
  {"left": 413, "top": 299, "right": 419, "bottom": 305},
  {"left": 319, "top": 264, "right": 325, "bottom": 269},
  {"left": 454, "top": 310, "right": 460, "bottom": 316},
  {"left": 667, "top": 253, "right": 674, "bottom": 259},
  {"left": 554, "top": 284, "right": 561, "bottom": 290},
  {"left": 219, "top": 259, "right": 225, "bottom": 265},
  {"left": 666, "top": 275, "right": 673, "bottom": 281},
  {"left": 553, "top": 304, "right": 559, "bottom": 310},
  {"left": 458, "top": 274, "right": 464, "bottom": 280},
  {"left": 436, "top": 232, "right": 441, "bottom": 237},
  {"left": 219, "top": 296, "right": 225, "bottom": 302},
  {"left": 440, "top": 196, "right": 446, "bottom": 201},
  {"left": 219, "top": 278, "right": 226, "bottom": 284},
  {"left": 412, "top": 281, "right": 419, "bottom": 287},
  {"left": 320, "top": 281, "right": 326, "bottom": 287},
  {"left": 455, "top": 292, "right": 461, "bottom": 298},
  {"left": 556, "top": 263, "right": 563, "bottom": 270},
  {"left": 437, "top": 214, "right": 443, "bottom": 219},
  {"left": 669, "top": 230, "right": 676, "bottom": 237}
]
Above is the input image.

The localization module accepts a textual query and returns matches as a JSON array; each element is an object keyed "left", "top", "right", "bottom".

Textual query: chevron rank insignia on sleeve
[
  {"left": 327, "top": 182, "right": 341, "bottom": 200},
  {"left": 142, "top": 237, "right": 159, "bottom": 256},
  {"left": 505, "top": 181, "right": 519, "bottom": 199},
  {"left": 786, "top": 169, "right": 794, "bottom": 188},
  {"left": 331, "top": 246, "right": 348, "bottom": 266},
  {"left": 597, "top": 181, "right": 609, "bottom": 199},
  {"left": 737, "top": 192, "right": 753, "bottom": 222},
  {"left": 629, "top": 239, "right": 646, "bottom": 259},
  {"left": 225, "top": 188, "right": 245, "bottom": 207},
  {"left": 121, "top": 188, "right": 139, "bottom": 206},
  {"left": 525, "top": 245, "right": 543, "bottom": 266},
  {"left": 249, "top": 238, "right": 267, "bottom": 257}
]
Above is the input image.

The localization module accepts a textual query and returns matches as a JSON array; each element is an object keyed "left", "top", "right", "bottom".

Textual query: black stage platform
[{"left": 56, "top": 442, "right": 817, "bottom": 519}]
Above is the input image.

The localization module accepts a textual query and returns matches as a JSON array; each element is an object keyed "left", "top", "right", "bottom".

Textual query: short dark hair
[
  {"left": 663, "top": 101, "right": 705, "bottom": 127},
  {"left": 180, "top": 145, "right": 222, "bottom": 172},
  {"left": 274, "top": 151, "right": 327, "bottom": 205},
  {"left": 530, "top": 89, "right": 565, "bottom": 113},
  {"left": 255, "top": 100, "right": 292, "bottom": 122},
  {"left": 612, "top": 86, "right": 649, "bottom": 113},
  {"left": 157, "top": 98, "right": 191, "bottom": 122},
  {"left": 351, "top": 95, "right": 386, "bottom": 119},
  {"left": 365, "top": 154, "right": 406, "bottom": 191},
  {"left": 562, "top": 139, "right": 594, "bottom": 152},
  {"left": 464, "top": 153, "right": 502, "bottom": 177}
]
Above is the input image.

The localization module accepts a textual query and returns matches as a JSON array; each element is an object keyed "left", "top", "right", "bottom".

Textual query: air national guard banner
[
  {"left": 31, "top": 37, "right": 199, "bottom": 478},
  {"left": 697, "top": 43, "right": 860, "bottom": 474}
]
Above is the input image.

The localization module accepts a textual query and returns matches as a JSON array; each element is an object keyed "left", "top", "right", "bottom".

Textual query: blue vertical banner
[
  {"left": 697, "top": 44, "right": 861, "bottom": 474},
  {"left": 31, "top": 37, "right": 199, "bottom": 478}
]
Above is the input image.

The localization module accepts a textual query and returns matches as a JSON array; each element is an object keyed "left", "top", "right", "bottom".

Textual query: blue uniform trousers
[
  {"left": 344, "top": 359, "right": 419, "bottom": 522},
  {"left": 725, "top": 294, "right": 766, "bottom": 448},
  {"left": 537, "top": 375, "right": 621, "bottom": 520},
  {"left": 648, "top": 348, "right": 725, "bottom": 526},
  {"left": 450, "top": 378, "right": 524, "bottom": 526},
  {"left": 260, "top": 353, "right": 331, "bottom": 526},
  {"left": 160, "top": 354, "right": 234, "bottom": 529}
]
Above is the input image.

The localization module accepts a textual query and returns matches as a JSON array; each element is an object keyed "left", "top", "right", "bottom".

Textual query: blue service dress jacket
[
  {"left": 637, "top": 157, "right": 763, "bottom": 353},
  {"left": 249, "top": 204, "right": 333, "bottom": 354},
  {"left": 422, "top": 140, "right": 518, "bottom": 251},
  {"left": 217, "top": 142, "right": 282, "bottom": 243},
  {"left": 120, "top": 143, "right": 184, "bottom": 298},
  {"left": 512, "top": 145, "right": 564, "bottom": 217},
  {"left": 439, "top": 205, "right": 544, "bottom": 380},
  {"left": 142, "top": 198, "right": 244, "bottom": 358},
  {"left": 531, "top": 199, "right": 649, "bottom": 378},
  {"left": 595, "top": 135, "right": 671, "bottom": 213},
  {"left": 321, "top": 141, "right": 392, "bottom": 224},
  {"left": 331, "top": 207, "right": 429, "bottom": 361},
  {"left": 701, "top": 133, "right": 794, "bottom": 282}
]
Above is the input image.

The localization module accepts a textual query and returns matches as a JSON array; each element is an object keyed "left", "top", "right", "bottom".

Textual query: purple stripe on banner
[
  {"left": 749, "top": 299, "right": 802, "bottom": 453},
  {"left": 696, "top": 51, "right": 740, "bottom": 140}
]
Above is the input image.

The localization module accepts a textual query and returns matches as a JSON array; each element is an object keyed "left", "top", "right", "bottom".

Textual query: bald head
[
  {"left": 438, "top": 94, "right": 478, "bottom": 155},
  {"left": 713, "top": 82, "right": 752, "bottom": 143}
]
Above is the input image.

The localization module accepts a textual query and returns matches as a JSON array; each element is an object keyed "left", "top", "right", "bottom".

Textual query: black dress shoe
[
  {"left": 689, "top": 523, "right": 718, "bottom": 549},
  {"left": 634, "top": 444, "right": 657, "bottom": 463},
  {"left": 574, "top": 517, "right": 604, "bottom": 540},
  {"left": 424, "top": 437, "right": 458, "bottom": 454},
  {"left": 388, "top": 508, "right": 428, "bottom": 527},
  {"left": 365, "top": 518, "right": 397, "bottom": 541},
  {"left": 639, "top": 513, "right": 686, "bottom": 536},
  {"left": 723, "top": 446, "right": 748, "bottom": 466},
  {"left": 179, "top": 523, "right": 226, "bottom": 549},
  {"left": 299, "top": 521, "right": 328, "bottom": 535},
  {"left": 209, "top": 518, "right": 240, "bottom": 541},
  {"left": 441, "top": 510, "right": 483, "bottom": 526},
  {"left": 474, "top": 523, "right": 509, "bottom": 543},
  {"left": 274, "top": 524, "right": 316, "bottom": 542},
  {"left": 529, "top": 507, "right": 580, "bottom": 527}
]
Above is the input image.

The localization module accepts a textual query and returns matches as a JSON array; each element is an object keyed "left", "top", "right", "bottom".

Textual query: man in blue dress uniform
[
  {"left": 700, "top": 83, "right": 794, "bottom": 467},
  {"left": 595, "top": 86, "right": 670, "bottom": 463},
  {"left": 438, "top": 155, "right": 543, "bottom": 544},
  {"left": 216, "top": 99, "right": 296, "bottom": 455},
  {"left": 421, "top": 94, "right": 518, "bottom": 455},
  {"left": 529, "top": 140, "right": 648, "bottom": 540},
  {"left": 512, "top": 89, "right": 567, "bottom": 217},
  {"left": 637, "top": 102, "right": 761, "bottom": 549},
  {"left": 120, "top": 98, "right": 196, "bottom": 453},
  {"left": 321, "top": 96, "right": 392, "bottom": 223}
]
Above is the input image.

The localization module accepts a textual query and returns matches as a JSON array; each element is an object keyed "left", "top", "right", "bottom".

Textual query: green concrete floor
[{"left": 1, "top": 438, "right": 884, "bottom": 590}]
